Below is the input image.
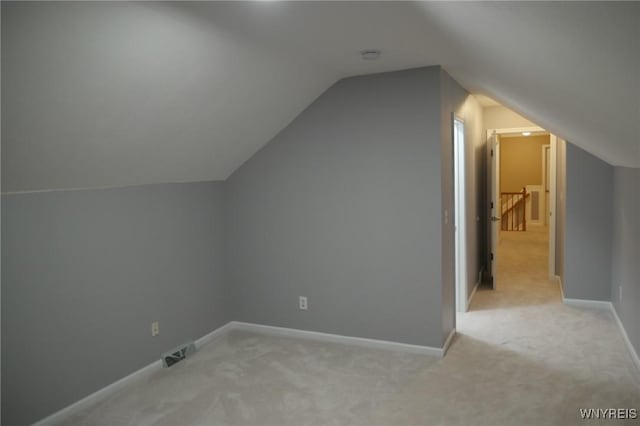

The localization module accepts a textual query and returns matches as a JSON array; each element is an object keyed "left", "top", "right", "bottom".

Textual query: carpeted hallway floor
[{"left": 60, "top": 227, "right": 640, "bottom": 426}]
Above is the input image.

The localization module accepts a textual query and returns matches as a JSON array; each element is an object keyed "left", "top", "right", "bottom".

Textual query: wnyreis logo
[{"left": 579, "top": 408, "right": 637, "bottom": 420}]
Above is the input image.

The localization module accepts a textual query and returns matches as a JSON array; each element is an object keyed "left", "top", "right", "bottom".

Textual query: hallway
[
  {"left": 492, "top": 225, "right": 557, "bottom": 307},
  {"left": 443, "top": 226, "right": 640, "bottom": 424}
]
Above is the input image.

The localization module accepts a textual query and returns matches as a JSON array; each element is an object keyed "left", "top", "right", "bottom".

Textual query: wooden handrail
[{"left": 500, "top": 187, "right": 528, "bottom": 231}]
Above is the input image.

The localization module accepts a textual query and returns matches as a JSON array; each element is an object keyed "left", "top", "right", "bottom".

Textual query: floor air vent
[{"left": 162, "top": 341, "right": 196, "bottom": 367}]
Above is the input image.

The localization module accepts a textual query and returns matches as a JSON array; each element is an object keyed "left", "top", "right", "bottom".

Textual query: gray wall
[
  {"left": 1, "top": 1, "right": 334, "bottom": 192},
  {"left": 1, "top": 181, "right": 228, "bottom": 425},
  {"left": 439, "top": 70, "right": 484, "bottom": 334},
  {"left": 611, "top": 167, "right": 640, "bottom": 357},
  {"left": 555, "top": 139, "right": 567, "bottom": 282},
  {"left": 439, "top": 70, "right": 456, "bottom": 341},
  {"left": 0, "top": 151, "right": 2, "bottom": 426},
  {"left": 468, "top": 103, "right": 486, "bottom": 299},
  {"left": 226, "top": 67, "right": 446, "bottom": 347},
  {"left": 1, "top": 66, "right": 485, "bottom": 423},
  {"left": 564, "top": 143, "right": 613, "bottom": 300}
]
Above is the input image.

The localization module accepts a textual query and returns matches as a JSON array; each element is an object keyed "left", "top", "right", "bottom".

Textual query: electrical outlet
[
  {"left": 151, "top": 321, "right": 160, "bottom": 337},
  {"left": 299, "top": 296, "right": 308, "bottom": 311},
  {"left": 619, "top": 286, "right": 622, "bottom": 301}
]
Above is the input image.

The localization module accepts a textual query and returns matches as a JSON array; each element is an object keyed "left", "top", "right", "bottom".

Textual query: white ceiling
[{"left": 3, "top": 1, "right": 639, "bottom": 192}]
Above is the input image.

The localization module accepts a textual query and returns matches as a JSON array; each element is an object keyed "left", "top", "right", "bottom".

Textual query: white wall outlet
[
  {"left": 299, "top": 296, "right": 308, "bottom": 311},
  {"left": 619, "top": 286, "right": 622, "bottom": 301},
  {"left": 151, "top": 321, "right": 160, "bottom": 337}
]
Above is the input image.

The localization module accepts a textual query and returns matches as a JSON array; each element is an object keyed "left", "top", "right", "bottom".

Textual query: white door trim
[
  {"left": 453, "top": 115, "right": 467, "bottom": 312},
  {"left": 542, "top": 144, "right": 550, "bottom": 226},
  {"left": 489, "top": 126, "right": 544, "bottom": 136},
  {"left": 548, "top": 135, "right": 557, "bottom": 278}
]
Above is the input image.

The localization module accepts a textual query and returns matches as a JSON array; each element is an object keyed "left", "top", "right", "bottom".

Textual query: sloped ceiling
[{"left": 2, "top": 1, "right": 638, "bottom": 192}]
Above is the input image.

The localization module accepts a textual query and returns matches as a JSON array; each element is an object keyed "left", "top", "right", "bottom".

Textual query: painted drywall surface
[
  {"left": 0, "top": 4, "right": 3, "bottom": 418},
  {"left": 471, "top": 105, "right": 487, "bottom": 289},
  {"left": 439, "top": 70, "right": 456, "bottom": 341},
  {"left": 555, "top": 139, "right": 567, "bottom": 282},
  {"left": 1, "top": 1, "right": 334, "bottom": 192},
  {"left": 439, "top": 69, "right": 484, "bottom": 335},
  {"left": 0, "top": 5, "right": 2, "bottom": 416},
  {"left": 483, "top": 105, "right": 537, "bottom": 130},
  {"left": 564, "top": 143, "right": 613, "bottom": 301},
  {"left": 4, "top": 2, "right": 639, "bottom": 194},
  {"left": 226, "top": 67, "right": 444, "bottom": 347},
  {"left": 459, "top": 94, "right": 485, "bottom": 302},
  {"left": 499, "top": 135, "right": 550, "bottom": 193},
  {"left": 611, "top": 167, "right": 640, "bottom": 357},
  {"left": 1, "top": 182, "right": 228, "bottom": 425}
]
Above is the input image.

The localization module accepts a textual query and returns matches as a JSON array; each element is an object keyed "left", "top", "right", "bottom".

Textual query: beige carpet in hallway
[
  {"left": 59, "top": 228, "right": 640, "bottom": 426},
  {"left": 374, "top": 227, "right": 640, "bottom": 425}
]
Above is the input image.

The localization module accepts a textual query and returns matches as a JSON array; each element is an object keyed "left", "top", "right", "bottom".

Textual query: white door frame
[
  {"left": 486, "top": 127, "right": 557, "bottom": 281},
  {"left": 542, "top": 144, "right": 551, "bottom": 226},
  {"left": 548, "top": 135, "right": 557, "bottom": 279},
  {"left": 487, "top": 131, "right": 500, "bottom": 288},
  {"left": 453, "top": 115, "right": 467, "bottom": 312}
]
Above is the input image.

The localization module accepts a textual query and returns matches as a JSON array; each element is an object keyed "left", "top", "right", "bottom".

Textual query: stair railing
[{"left": 500, "top": 187, "right": 528, "bottom": 231}]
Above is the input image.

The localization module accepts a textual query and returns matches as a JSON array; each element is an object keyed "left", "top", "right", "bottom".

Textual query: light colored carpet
[{"left": 60, "top": 227, "right": 640, "bottom": 425}]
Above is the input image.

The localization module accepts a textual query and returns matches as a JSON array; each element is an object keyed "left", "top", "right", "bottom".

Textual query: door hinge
[
  {"left": 491, "top": 149, "right": 494, "bottom": 157},
  {"left": 491, "top": 253, "right": 494, "bottom": 261},
  {"left": 491, "top": 202, "right": 494, "bottom": 209}
]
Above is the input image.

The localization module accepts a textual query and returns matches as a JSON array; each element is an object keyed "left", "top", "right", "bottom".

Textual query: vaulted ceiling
[{"left": 2, "top": 1, "right": 638, "bottom": 192}]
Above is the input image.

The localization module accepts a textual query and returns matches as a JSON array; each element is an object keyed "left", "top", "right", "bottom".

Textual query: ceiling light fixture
[
  {"left": 360, "top": 49, "right": 381, "bottom": 60},
  {"left": 522, "top": 131, "right": 531, "bottom": 136}
]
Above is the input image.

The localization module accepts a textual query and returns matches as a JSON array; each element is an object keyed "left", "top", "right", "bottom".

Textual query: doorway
[{"left": 487, "top": 127, "right": 558, "bottom": 289}]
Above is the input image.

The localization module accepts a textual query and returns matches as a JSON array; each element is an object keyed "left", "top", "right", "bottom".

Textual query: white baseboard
[
  {"left": 442, "top": 328, "right": 456, "bottom": 356},
  {"left": 230, "top": 321, "right": 446, "bottom": 357},
  {"left": 34, "top": 322, "right": 232, "bottom": 425},
  {"left": 33, "top": 359, "right": 163, "bottom": 425},
  {"left": 466, "top": 270, "right": 483, "bottom": 311},
  {"left": 555, "top": 275, "right": 564, "bottom": 299},
  {"left": 33, "top": 320, "right": 448, "bottom": 424},
  {"left": 562, "top": 298, "right": 612, "bottom": 309},
  {"left": 466, "top": 282, "right": 479, "bottom": 311},
  {"left": 609, "top": 305, "right": 640, "bottom": 372},
  {"left": 195, "top": 321, "right": 235, "bottom": 349},
  {"left": 562, "top": 298, "right": 640, "bottom": 373}
]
